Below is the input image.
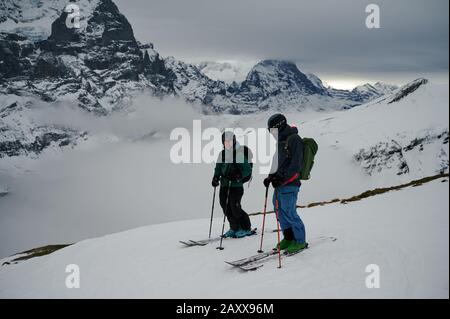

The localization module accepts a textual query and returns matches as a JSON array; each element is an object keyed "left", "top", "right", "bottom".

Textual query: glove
[
  {"left": 272, "top": 174, "right": 285, "bottom": 188},
  {"left": 265, "top": 174, "right": 284, "bottom": 188},
  {"left": 272, "top": 177, "right": 283, "bottom": 188},
  {"left": 263, "top": 176, "right": 272, "bottom": 188},
  {"left": 211, "top": 176, "right": 220, "bottom": 187}
]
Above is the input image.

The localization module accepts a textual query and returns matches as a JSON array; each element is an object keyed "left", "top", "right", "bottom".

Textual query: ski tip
[
  {"left": 240, "top": 264, "right": 264, "bottom": 271},
  {"left": 179, "top": 241, "right": 194, "bottom": 246},
  {"left": 225, "top": 261, "right": 237, "bottom": 267},
  {"left": 188, "top": 240, "right": 208, "bottom": 246}
]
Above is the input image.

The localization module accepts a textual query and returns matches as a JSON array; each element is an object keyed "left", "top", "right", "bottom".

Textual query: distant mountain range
[
  {"left": 0, "top": 0, "right": 440, "bottom": 160},
  {"left": 0, "top": 0, "right": 400, "bottom": 115}
]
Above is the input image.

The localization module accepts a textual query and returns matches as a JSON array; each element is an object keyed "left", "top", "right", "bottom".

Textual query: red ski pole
[
  {"left": 258, "top": 186, "right": 269, "bottom": 253},
  {"left": 274, "top": 189, "right": 282, "bottom": 269}
]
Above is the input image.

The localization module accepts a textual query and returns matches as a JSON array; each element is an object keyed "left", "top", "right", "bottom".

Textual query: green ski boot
[
  {"left": 286, "top": 242, "right": 308, "bottom": 254},
  {"left": 274, "top": 239, "right": 294, "bottom": 251}
]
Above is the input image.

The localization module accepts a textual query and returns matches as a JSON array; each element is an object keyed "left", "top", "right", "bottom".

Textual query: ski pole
[
  {"left": 274, "top": 189, "right": 282, "bottom": 268},
  {"left": 208, "top": 186, "right": 217, "bottom": 239},
  {"left": 257, "top": 186, "right": 269, "bottom": 253},
  {"left": 217, "top": 181, "right": 232, "bottom": 250}
]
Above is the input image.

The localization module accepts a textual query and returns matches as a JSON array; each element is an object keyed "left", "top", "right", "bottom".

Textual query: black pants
[{"left": 219, "top": 186, "right": 251, "bottom": 231}]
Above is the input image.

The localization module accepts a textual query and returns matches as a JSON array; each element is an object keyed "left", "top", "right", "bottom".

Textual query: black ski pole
[
  {"left": 208, "top": 186, "right": 217, "bottom": 239},
  {"left": 217, "top": 180, "right": 232, "bottom": 250}
]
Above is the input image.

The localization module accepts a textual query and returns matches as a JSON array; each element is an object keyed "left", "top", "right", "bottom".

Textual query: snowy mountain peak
[
  {"left": 242, "top": 59, "right": 328, "bottom": 96},
  {"left": 196, "top": 60, "right": 251, "bottom": 84},
  {"left": 0, "top": 0, "right": 100, "bottom": 42},
  {"left": 0, "top": 0, "right": 174, "bottom": 109},
  {"left": 47, "top": 0, "right": 135, "bottom": 45},
  {"left": 354, "top": 82, "right": 398, "bottom": 94},
  {"left": 343, "top": 81, "right": 398, "bottom": 103}
]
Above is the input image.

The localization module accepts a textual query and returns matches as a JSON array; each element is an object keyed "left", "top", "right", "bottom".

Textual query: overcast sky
[{"left": 115, "top": 0, "right": 449, "bottom": 89}]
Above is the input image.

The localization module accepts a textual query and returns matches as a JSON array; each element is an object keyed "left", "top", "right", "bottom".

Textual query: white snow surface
[
  {"left": 0, "top": 81, "right": 448, "bottom": 259},
  {"left": 0, "top": 177, "right": 448, "bottom": 298}
]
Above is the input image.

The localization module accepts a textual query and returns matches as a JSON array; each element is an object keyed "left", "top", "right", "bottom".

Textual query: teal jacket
[{"left": 214, "top": 144, "right": 252, "bottom": 188}]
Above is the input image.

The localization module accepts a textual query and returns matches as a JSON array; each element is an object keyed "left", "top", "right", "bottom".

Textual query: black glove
[
  {"left": 272, "top": 178, "right": 283, "bottom": 188},
  {"left": 264, "top": 175, "right": 283, "bottom": 188},
  {"left": 211, "top": 176, "right": 220, "bottom": 187},
  {"left": 270, "top": 174, "right": 284, "bottom": 188},
  {"left": 263, "top": 176, "right": 272, "bottom": 188}
]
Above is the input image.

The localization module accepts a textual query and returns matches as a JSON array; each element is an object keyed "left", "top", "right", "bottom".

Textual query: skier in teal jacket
[{"left": 212, "top": 131, "right": 253, "bottom": 238}]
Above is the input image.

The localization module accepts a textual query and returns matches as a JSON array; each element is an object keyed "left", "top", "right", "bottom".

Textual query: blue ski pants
[{"left": 273, "top": 185, "right": 306, "bottom": 244}]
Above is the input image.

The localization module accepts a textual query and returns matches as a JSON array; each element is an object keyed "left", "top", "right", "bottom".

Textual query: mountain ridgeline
[
  {"left": 0, "top": 0, "right": 400, "bottom": 115},
  {"left": 0, "top": 0, "right": 437, "bottom": 161}
]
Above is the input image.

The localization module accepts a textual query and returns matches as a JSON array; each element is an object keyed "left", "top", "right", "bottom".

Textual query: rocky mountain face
[
  {"left": 171, "top": 59, "right": 399, "bottom": 114},
  {"left": 354, "top": 130, "right": 449, "bottom": 176},
  {"left": 1, "top": 0, "right": 174, "bottom": 113},
  {"left": 0, "top": 0, "right": 175, "bottom": 157},
  {"left": 352, "top": 78, "right": 448, "bottom": 177}
]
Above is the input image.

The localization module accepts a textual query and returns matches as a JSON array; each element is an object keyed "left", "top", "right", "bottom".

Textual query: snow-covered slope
[
  {"left": 0, "top": 79, "right": 447, "bottom": 259},
  {"left": 229, "top": 79, "right": 448, "bottom": 199},
  {"left": 304, "top": 79, "right": 449, "bottom": 185},
  {"left": 0, "top": 177, "right": 447, "bottom": 298}
]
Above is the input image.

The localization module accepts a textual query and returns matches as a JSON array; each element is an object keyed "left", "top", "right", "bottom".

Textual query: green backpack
[{"left": 284, "top": 135, "right": 318, "bottom": 180}]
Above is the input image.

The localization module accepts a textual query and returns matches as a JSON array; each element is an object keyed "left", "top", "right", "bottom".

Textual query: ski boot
[
  {"left": 274, "top": 239, "right": 294, "bottom": 251},
  {"left": 286, "top": 241, "right": 308, "bottom": 254},
  {"left": 234, "top": 229, "right": 254, "bottom": 238},
  {"left": 222, "top": 229, "right": 236, "bottom": 238}
]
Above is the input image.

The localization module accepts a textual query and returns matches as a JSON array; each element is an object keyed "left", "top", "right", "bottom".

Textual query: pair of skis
[
  {"left": 179, "top": 228, "right": 259, "bottom": 247},
  {"left": 225, "top": 236, "right": 337, "bottom": 271}
]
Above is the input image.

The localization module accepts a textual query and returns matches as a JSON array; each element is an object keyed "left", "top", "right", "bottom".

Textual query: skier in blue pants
[
  {"left": 264, "top": 113, "right": 307, "bottom": 254},
  {"left": 273, "top": 186, "right": 306, "bottom": 245}
]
